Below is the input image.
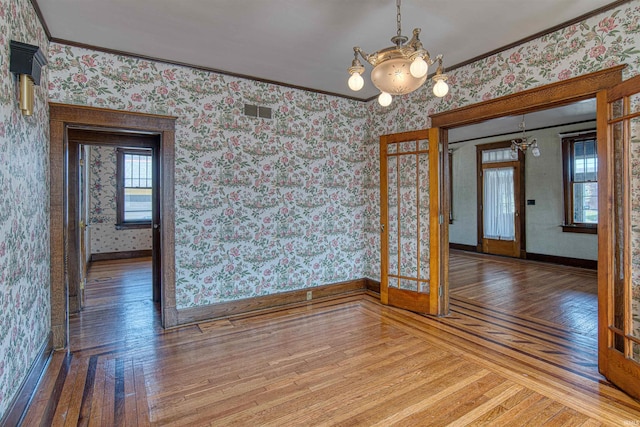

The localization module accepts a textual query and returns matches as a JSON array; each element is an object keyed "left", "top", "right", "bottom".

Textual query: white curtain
[{"left": 483, "top": 167, "right": 515, "bottom": 240}]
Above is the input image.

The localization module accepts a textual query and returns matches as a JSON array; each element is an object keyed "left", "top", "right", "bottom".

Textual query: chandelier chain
[{"left": 397, "top": 0, "right": 402, "bottom": 37}]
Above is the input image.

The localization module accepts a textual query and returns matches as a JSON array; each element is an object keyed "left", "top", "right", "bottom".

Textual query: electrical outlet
[{"left": 306, "top": 291, "right": 312, "bottom": 301}]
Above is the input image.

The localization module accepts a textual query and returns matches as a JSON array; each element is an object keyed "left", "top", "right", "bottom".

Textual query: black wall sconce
[{"left": 10, "top": 40, "right": 47, "bottom": 116}]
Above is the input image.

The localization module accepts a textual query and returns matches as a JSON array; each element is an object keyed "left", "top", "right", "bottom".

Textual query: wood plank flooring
[{"left": 22, "top": 253, "right": 640, "bottom": 426}]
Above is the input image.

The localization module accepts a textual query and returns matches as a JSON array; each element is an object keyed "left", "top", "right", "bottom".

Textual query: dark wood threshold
[
  {"left": 0, "top": 333, "right": 53, "bottom": 427},
  {"left": 90, "top": 250, "right": 152, "bottom": 262},
  {"left": 175, "top": 278, "right": 368, "bottom": 325}
]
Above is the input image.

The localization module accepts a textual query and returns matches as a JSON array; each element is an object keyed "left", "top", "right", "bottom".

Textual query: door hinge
[
  {"left": 439, "top": 214, "right": 444, "bottom": 224},
  {"left": 438, "top": 286, "right": 443, "bottom": 297}
]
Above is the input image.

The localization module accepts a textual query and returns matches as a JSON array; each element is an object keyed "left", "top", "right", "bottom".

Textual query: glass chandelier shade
[
  {"left": 347, "top": 0, "right": 449, "bottom": 106},
  {"left": 371, "top": 58, "right": 428, "bottom": 95}
]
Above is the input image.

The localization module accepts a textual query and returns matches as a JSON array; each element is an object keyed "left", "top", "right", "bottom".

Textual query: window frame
[
  {"left": 561, "top": 131, "right": 598, "bottom": 234},
  {"left": 116, "top": 147, "right": 153, "bottom": 229}
]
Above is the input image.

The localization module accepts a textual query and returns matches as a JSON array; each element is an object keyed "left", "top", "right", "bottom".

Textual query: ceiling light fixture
[
  {"left": 348, "top": 0, "right": 449, "bottom": 106},
  {"left": 511, "top": 115, "right": 540, "bottom": 157}
]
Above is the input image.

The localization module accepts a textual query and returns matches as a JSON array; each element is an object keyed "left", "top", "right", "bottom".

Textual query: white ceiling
[{"left": 37, "top": 0, "right": 617, "bottom": 100}]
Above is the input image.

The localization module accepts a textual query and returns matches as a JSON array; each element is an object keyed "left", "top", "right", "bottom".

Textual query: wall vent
[{"left": 244, "top": 104, "right": 272, "bottom": 119}]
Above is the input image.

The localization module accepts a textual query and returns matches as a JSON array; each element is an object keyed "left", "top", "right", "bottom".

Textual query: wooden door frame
[
  {"left": 475, "top": 141, "right": 526, "bottom": 258},
  {"left": 432, "top": 66, "right": 624, "bottom": 250},
  {"left": 49, "top": 103, "right": 178, "bottom": 350},
  {"left": 69, "top": 130, "right": 161, "bottom": 304}
]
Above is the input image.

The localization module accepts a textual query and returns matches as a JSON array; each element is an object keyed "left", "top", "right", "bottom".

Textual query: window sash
[
  {"left": 563, "top": 132, "right": 598, "bottom": 230},
  {"left": 117, "top": 148, "right": 153, "bottom": 226}
]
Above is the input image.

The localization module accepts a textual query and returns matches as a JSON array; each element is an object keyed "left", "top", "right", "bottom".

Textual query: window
[
  {"left": 116, "top": 148, "right": 153, "bottom": 229},
  {"left": 562, "top": 132, "right": 597, "bottom": 234}
]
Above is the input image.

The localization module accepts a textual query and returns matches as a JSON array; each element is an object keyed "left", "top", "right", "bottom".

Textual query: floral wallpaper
[
  {"left": 362, "top": 1, "right": 640, "bottom": 279},
  {"left": 88, "top": 146, "right": 152, "bottom": 254},
  {"left": 0, "top": 0, "right": 637, "bottom": 420},
  {"left": 0, "top": 0, "right": 49, "bottom": 419},
  {"left": 48, "top": 45, "right": 369, "bottom": 308}
]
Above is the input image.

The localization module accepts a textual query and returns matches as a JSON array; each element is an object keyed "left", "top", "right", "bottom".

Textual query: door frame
[
  {"left": 69, "top": 130, "right": 161, "bottom": 305},
  {"left": 476, "top": 141, "right": 526, "bottom": 258},
  {"left": 49, "top": 103, "right": 178, "bottom": 350}
]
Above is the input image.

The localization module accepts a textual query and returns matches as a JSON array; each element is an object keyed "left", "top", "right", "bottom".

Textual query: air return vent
[{"left": 244, "top": 104, "right": 272, "bottom": 119}]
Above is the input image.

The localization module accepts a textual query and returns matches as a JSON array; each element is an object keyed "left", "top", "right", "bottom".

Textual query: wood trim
[
  {"left": 115, "top": 147, "right": 153, "bottom": 228},
  {"left": 379, "top": 135, "right": 389, "bottom": 305},
  {"left": 428, "top": 127, "right": 442, "bottom": 315},
  {"left": 0, "top": 333, "right": 53, "bottom": 427},
  {"left": 49, "top": 103, "right": 178, "bottom": 350},
  {"left": 364, "top": 278, "right": 381, "bottom": 294},
  {"left": 561, "top": 131, "right": 598, "bottom": 229},
  {"left": 562, "top": 225, "right": 598, "bottom": 234},
  {"left": 430, "top": 66, "right": 625, "bottom": 129},
  {"left": 68, "top": 129, "right": 158, "bottom": 146},
  {"left": 597, "top": 89, "right": 612, "bottom": 373},
  {"left": 449, "top": 243, "right": 478, "bottom": 252},
  {"left": 526, "top": 252, "right": 597, "bottom": 270},
  {"left": 175, "top": 279, "right": 368, "bottom": 325},
  {"left": 49, "top": 103, "right": 177, "bottom": 129},
  {"left": 90, "top": 250, "right": 153, "bottom": 262}
]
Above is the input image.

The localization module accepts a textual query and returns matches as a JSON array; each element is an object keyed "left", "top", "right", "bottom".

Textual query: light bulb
[
  {"left": 378, "top": 92, "right": 392, "bottom": 107},
  {"left": 348, "top": 72, "right": 364, "bottom": 91},
  {"left": 510, "top": 148, "right": 518, "bottom": 159},
  {"left": 433, "top": 78, "right": 449, "bottom": 97},
  {"left": 410, "top": 56, "right": 428, "bottom": 78},
  {"left": 531, "top": 145, "right": 541, "bottom": 157}
]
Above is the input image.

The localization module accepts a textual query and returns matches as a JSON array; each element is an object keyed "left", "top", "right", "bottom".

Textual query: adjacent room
[{"left": 2, "top": 0, "right": 640, "bottom": 425}]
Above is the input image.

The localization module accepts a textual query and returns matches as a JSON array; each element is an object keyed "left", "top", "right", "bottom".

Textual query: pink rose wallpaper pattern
[
  {"left": 2, "top": 0, "right": 640, "bottom": 419},
  {"left": 0, "top": 0, "right": 49, "bottom": 416}
]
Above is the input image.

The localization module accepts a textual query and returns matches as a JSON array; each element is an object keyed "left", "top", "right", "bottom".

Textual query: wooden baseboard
[
  {"left": 176, "top": 278, "right": 368, "bottom": 325},
  {"left": 365, "top": 278, "right": 380, "bottom": 294},
  {"left": 0, "top": 333, "right": 53, "bottom": 426},
  {"left": 90, "top": 250, "right": 152, "bottom": 262},
  {"left": 449, "top": 243, "right": 478, "bottom": 252},
  {"left": 526, "top": 252, "right": 597, "bottom": 270}
]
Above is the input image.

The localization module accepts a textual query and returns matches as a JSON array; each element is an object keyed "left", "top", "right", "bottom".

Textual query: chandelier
[
  {"left": 511, "top": 115, "right": 540, "bottom": 157},
  {"left": 347, "top": 0, "right": 449, "bottom": 106}
]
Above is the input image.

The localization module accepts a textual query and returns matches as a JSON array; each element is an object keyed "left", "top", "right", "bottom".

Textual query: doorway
[
  {"left": 476, "top": 142, "right": 525, "bottom": 258},
  {"left": 430, "top": 65, "right": 640, "bottom": 399},
  {"left": 69, "top": 131, "right": 160, "bottom": 315},
  {"left": 49, "top": 103, "right": 178, "bottom": 350}
]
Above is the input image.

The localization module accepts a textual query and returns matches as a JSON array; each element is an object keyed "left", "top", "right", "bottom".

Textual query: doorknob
[
  {"left": 380, "top": 224, "right": 385, "bottom": 232},
  {"left": 153, "top": 224, "right": 160, "bottom": 229}
]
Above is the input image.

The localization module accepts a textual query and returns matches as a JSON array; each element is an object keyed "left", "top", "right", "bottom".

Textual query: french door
[
  {"left": 380, "top": 129, "right": 448, "bottom": 316},
  {"left": 477, "top": 142, "right": 524, "bottom": 258},
  {"left": 598, "top": 75, "right": 640, "bottom": 400}
]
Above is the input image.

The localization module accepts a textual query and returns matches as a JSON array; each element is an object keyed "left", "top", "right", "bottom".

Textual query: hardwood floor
[{"left": 22, "top": 254, "right": 640, "bottom": 426}]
